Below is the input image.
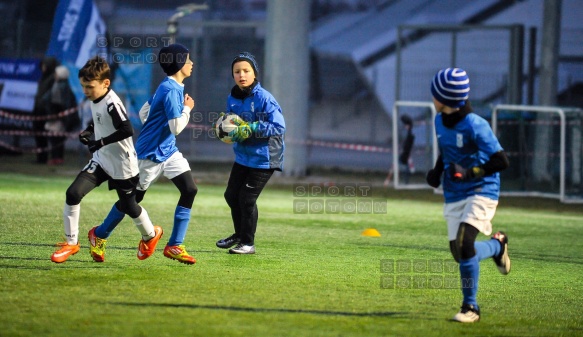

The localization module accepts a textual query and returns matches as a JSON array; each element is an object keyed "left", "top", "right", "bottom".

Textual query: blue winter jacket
[{"left": 226, "top": 82, "right": 285, "bottom": 171}]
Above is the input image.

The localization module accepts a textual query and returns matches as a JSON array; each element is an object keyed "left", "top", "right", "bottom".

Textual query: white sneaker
[
  {"left": 229, "top": 244, "right": 255, "bottom": 254},
  {"left": 492, "top": 231, "right": 511, "bottom": 275},
  {"left": 452, "top": 303, "right": 480, "bottom": 323}
]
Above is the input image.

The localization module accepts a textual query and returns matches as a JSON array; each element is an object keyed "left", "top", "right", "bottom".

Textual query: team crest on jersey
[
  {"left": 250, "top": 102, "right": 255, "bottom": 112},
  {"left": 96, "top": 112, "right": 102, "bottom": 124},
  {"left": 456, "top": 133, "right": 463, "bottom": 148}
]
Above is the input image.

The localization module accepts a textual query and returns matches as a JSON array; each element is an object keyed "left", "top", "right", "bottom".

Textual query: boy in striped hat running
[{"left": 426, "top": 68, "right": 511, "bottom": 323}]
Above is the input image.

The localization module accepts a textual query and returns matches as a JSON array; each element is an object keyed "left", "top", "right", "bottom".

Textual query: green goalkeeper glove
[{"left": 230, "top": 120, "right": 258, "bottom": 143}]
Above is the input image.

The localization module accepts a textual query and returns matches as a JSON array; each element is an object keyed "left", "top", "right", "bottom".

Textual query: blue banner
[
  {"left": 47, "top": 0, "right": 107, "bottom": 112},
  {"left": 0, "top": 58, "right": 42, "bottom": 112},
  {"left": 47, "top": 0, "right": 107, "bottom": 68},
  {"left": 111, "top": 50, "right": 153, "bottom": 130},
  {"left": 46, "top": 0, "right": 152, "bottom": 130}
]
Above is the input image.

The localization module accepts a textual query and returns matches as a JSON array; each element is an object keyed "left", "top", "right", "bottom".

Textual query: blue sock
[
  {"left": 475, "top": 238, "right": 501, "bottom": 261},
  {"left": 95, "top": 204, "right": 125, "bottom": 239},
  {"left": 168, "top": 206, "right": 191, "bottom": 246},
  {"left": 459, "top": 255, "right": 480, "bottom": 307}
]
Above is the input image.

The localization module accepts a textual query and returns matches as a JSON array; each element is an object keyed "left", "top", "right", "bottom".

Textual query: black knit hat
[
  {"left": 159, "top": 43, "right": 189, "bottom": 76},
  {"left": 231, "top": 52, "right": 259, "bottom": 78}
]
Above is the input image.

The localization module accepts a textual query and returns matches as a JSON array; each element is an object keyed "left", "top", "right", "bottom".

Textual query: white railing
[
  {"left": 392, "top": 102, "right": 583, "bottom": 203},
  {"left": 492, "top": 104, "right": 583, "bottom": 203}
]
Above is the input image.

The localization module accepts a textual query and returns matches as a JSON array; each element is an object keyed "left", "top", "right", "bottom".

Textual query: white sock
[
  {"left": 132, "top": 206, "right": 155, "bottom": 240},
  {"left": 63, "top": 203, "right": 80, "bottom": 245}
]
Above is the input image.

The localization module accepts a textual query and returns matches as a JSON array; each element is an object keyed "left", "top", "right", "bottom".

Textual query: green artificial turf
[{"left": 0, "top": 172, "right": 582, "bottom": 337}]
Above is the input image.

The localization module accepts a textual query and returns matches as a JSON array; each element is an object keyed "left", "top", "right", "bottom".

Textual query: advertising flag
[{"left": 47, "top": 0, "right": 107, "bottom": 68}]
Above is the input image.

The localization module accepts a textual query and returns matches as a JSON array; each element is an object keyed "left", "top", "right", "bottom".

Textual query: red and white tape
[
  {"left": 0, "top": 108, "right": 80, "bottom": 154},
  {"left": 1, "top": 112, "right": 393, "bottom": 155},
  {"left": 0, "top": 107, "right": 79, "bottom": 122},
  {"left": 188, "top": 123, "right": 392, "bottom": 153}
]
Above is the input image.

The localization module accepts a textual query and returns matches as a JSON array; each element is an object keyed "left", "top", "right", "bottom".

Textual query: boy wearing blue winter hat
[
  {"left": 214, "top": 51, "right": 286, "bottom": 254},
  {"left": 426, "top": 68, "right": 511, "bottom": 323}
]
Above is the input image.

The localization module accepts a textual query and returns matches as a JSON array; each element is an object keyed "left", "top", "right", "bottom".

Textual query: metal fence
[{"left": 392, "top": 101, "right": 583, "bottom": 203}]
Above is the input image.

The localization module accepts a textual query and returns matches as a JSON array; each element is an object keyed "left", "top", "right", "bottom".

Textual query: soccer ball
[{"left": 214, "top": 113, "right": 244, "bottom": 144}]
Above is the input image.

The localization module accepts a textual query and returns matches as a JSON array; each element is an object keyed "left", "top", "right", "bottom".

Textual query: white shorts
[
  {"left": 137, "top": 151, "right": 190, "bottom": 191},
  {"left": 443, "top": 195, "right": 498, "bottom": 241}
]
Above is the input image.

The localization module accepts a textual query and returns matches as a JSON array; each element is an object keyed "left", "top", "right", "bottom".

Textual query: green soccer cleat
[
  {"left": 163, "top": 245, "right": 196, "bottom": 265},
  {"left": 88, "top": 226, "right": 107, "bottom": 262}
]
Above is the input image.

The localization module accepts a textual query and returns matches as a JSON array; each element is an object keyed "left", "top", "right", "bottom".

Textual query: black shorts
[{"left": 80, "top": 159, "right": 139, "bottom": 193}]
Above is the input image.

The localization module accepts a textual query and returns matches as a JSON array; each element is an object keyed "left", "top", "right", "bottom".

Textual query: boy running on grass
[
  {"left": 51, "top": 56, "right": 162, "bottom": 263},
  {"left": 426, "top": 68, "right": 511, "bottom": 323},
  {"left": 91, "top": 44, "right": 198, "bottom": 265}
]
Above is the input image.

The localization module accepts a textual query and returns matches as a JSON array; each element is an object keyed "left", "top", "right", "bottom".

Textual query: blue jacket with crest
[{"left": 226, "top": 81, "right": 285, "bottom": 171}]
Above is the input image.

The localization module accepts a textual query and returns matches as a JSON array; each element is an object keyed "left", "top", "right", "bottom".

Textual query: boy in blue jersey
[
  {"left": 426, "top": 68, "right": 511, "bottom": 323},
  {"left": 214, "top": 52, "right": 285, "bottom": 254},
  {"left": 94, "top": 44, "right": 198, "bottom": 265}
]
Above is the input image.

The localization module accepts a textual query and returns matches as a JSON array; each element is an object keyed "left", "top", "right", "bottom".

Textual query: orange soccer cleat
[
  {"left": 137, "top": 226, "right": 163, "bottom": 260},
  {"left": 51, "top": 242, "right": 80, "bottom": 263}
]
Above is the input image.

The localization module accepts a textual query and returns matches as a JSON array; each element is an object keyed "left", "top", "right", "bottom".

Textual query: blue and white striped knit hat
[{"left": 431, "top": 68, "right": 470, "bottom": 108}]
